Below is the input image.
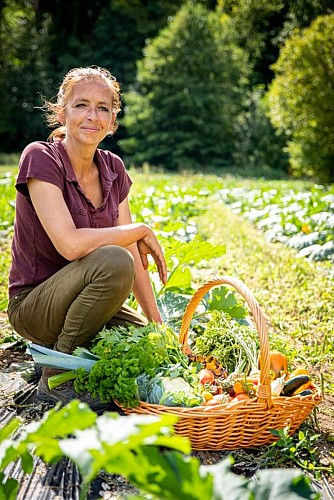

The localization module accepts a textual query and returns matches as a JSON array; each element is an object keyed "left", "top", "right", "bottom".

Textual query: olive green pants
[{"left": 8, "top": 245, "right": 147, "bottom": 353}]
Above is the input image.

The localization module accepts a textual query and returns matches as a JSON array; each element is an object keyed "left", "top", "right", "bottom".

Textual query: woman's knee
[{"left": 83, "top": 245, "right": 135, "bottom": 282}]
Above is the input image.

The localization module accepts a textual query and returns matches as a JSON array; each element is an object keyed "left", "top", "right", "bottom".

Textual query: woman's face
[{"left": 61, "top": 79, "right": 116, "bottom": 147}]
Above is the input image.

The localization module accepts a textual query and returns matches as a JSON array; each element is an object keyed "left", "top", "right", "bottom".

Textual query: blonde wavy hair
[{"left": 42, "top": 66, "right": 122, "bottom": 141}]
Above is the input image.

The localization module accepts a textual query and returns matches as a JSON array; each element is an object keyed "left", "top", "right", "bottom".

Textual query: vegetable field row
[{"left": 217, "top": 182, "right": 334, "bottom": 268}]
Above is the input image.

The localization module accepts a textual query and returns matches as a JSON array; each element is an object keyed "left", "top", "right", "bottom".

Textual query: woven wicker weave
[{"left": 121, "top": 277, "right": 322, "bottom": 450}]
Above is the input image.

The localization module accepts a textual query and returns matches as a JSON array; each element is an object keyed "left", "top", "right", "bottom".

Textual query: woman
[{"left": 8, "top": 66, "right": 167, "bottom": 412}]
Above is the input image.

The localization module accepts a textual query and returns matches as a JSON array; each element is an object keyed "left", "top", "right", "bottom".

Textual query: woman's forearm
[
  {"left": 129, "top": 244, "right": 163, "bottom": 323},
  {"left": 64, "top": 223, "right": 150, "bottom": 261}
]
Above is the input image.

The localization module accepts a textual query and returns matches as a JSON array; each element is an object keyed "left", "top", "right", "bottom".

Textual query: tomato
[{"left": 198, "top": 369, "right": 215, "bottom": 385}]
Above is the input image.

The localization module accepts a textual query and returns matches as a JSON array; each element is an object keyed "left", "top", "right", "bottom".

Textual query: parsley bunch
[{"left": 74, "top": 323, "right": 182, "bottom": 408}]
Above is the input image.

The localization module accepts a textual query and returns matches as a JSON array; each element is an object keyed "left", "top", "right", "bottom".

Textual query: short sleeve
[{"left": 16, "top": 141, "right": 65, "bottom": 197}]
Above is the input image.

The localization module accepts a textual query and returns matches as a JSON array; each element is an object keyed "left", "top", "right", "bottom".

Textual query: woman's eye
[
  {"left": 75, "top": 103, "right": 86, "bottom": 108},
  {"left": 99, "top": 106, "right": 110, "bottom": 112}
]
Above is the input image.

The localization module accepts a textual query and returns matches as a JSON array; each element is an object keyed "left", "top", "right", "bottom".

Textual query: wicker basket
[{"left": 121, "top": 276, "right": 322, "bottom": 450}]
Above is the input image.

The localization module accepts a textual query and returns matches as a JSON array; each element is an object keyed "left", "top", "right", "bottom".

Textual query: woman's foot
[{"left": 37, "top": 368, "right": 110, "bottom": 415}]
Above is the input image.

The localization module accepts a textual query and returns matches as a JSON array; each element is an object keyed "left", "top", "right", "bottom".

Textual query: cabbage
[
  {"left": 147, "top": 376, "right": 203, "bottom": 407},
  {"left": 136, "top": 373, "right": 150, "bottom": 402},
  {"left": 148, "top": 379, "right": 164, "bottom": 404}
]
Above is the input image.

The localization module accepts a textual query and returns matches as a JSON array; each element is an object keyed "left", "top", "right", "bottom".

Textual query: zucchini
[
  {"left": 282, "top": 375, "right": 310, "bottom": 396},
  {"left": 294, "top": 389, "right": 313, "bottom": 397}
]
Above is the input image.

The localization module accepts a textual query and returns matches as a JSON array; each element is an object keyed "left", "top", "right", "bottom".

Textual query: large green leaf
[
  {"left": 250, "top": 469, "right": 319, "bottom": 499},
  {"left": 207, "top": 459, "right": 317, "bottom": 500},
  {"left": 164, "top": 267, "right": 192, "bottom": 293},
  {"left": 164, "top": 240, "right": 226, "bottom": 267},
  {"left": 122, "top": 448, "right": 213, "bottom": 500}
]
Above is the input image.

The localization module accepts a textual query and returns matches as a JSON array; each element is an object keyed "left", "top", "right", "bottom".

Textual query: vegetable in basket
[
  {"left": 192, "top": 310, "right": 259, "bottom": 375},
  {"left": 259, "top": 350, "right": 288, "bottom": 379},
  {"left": 282, "top": 374, "right": 311, "bottom": 396},
  {"left": 136, "top": 361, "right": 205, "bottom": 407},
  {"left": 147, "top": 376, "right": 204, "bottom": 407},
  {"left": 29, "top": 322, "right": 192, "bottom": 409},
  {"left": 198, "top": 369, "right": 215, "bottom": 385}
]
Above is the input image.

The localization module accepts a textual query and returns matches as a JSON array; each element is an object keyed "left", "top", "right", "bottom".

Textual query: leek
[
  {"left": 27, "top": 343, "right": 97, "bottom": 372},
  {"left": 47, "top": 371, "right": 78, "bottom": 389},
  {"left": 27, "top": 343, "right": 99, "bottom": 390}
]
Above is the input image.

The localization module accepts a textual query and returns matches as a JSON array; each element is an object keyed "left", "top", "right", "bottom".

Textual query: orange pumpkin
[{"left": 259, "top": 350, "right": 288, "bottom": 379}]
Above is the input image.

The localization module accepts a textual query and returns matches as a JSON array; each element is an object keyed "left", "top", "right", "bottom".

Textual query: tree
[
  {"left": 267, "top": 14, "right": 334, "bottom": 182},
  {"left": 58, "top": 0, "right": 187, "bottom": 155},
  {"left": 217, "top": 0, "right": 333, "bottom": 86},
  {"left": 0, "top": 0, "right": 51, "bottom": 151},
  {"left": 120, "top": 2, "right": 249, "bottom": 170},
  {"left": 0, "top": 0, "right": 187, "bottom": 153},
  {"left": 233, "top": 86, "right": 288, "bottom": 174}
]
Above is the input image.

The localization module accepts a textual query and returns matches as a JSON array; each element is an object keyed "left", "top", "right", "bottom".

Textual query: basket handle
[{"left": 179, "top": 277, "right": 273, "bottom": 407}]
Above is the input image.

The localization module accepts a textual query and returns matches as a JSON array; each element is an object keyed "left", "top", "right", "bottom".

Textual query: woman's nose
[{"left": 87, "top": 107, "right": 98, "bottom": 119}]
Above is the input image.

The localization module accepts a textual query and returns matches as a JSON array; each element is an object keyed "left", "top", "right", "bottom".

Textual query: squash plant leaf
[
  {"left": 250, "top": 469, "right": 317, "bottom": 499},
  {"left": 206, "top": 457, "right": 250, "bottom": 499},
  {"left": 164, "top": 240, "right": 226, "bottom": 267},
  {"left": 122, "top": 448, "right": 214, "bottom": 500},
  {"left": 164, "top": 267, "right": 192, "bottom": 293},
  {"left": 20, "top": 451, "right": 34, "bottom": 473},
  {"left": 157, "top": 292, "right": 191, "bottom": 326},
  {"left": 58, "top": 413, "right": 190, "bottom": 494},
  {"left": 207, "top": 287, "right": 247, "bottom": 319},
  {"left": 22, "top": 401, "right": 97, "bottom": 462},
  {"left": 0, "top": 417, "right": 21, "bottom": 442}
]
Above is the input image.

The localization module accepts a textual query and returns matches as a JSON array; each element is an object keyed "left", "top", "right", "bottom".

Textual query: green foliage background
[
  {"left": 121, "top": 4, "right": 249, "bottom": 169},
  {"left": 0, "top": 0, "right": 333, "bottom": 180},
  {"left": 267, "top": 14, "right": 334, "bottom": 182}
]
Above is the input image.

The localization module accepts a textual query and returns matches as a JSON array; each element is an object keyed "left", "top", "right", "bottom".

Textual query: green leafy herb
[
  {"left": 74, "top": 323, "right": 188, "bottom": 409},
  {"left": 192, "top": 311, "right": 259, "bottom": 374}
]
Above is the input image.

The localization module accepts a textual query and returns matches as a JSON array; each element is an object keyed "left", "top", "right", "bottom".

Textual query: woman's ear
[
  {"left": 108, "top": 112, "right": 117, "bottom": 134},
  {"left": 57, "top": 111, "right": 65, "bottom": 125}
]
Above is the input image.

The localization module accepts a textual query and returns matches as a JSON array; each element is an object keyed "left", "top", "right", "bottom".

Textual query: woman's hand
[{"left": 137, "top": 230, "right": 167, "bottom": 285}]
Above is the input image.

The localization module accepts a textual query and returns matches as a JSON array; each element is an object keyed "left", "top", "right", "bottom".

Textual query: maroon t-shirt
[{"left": 8, "top": 141, "right": 132, "bottom": 299}]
